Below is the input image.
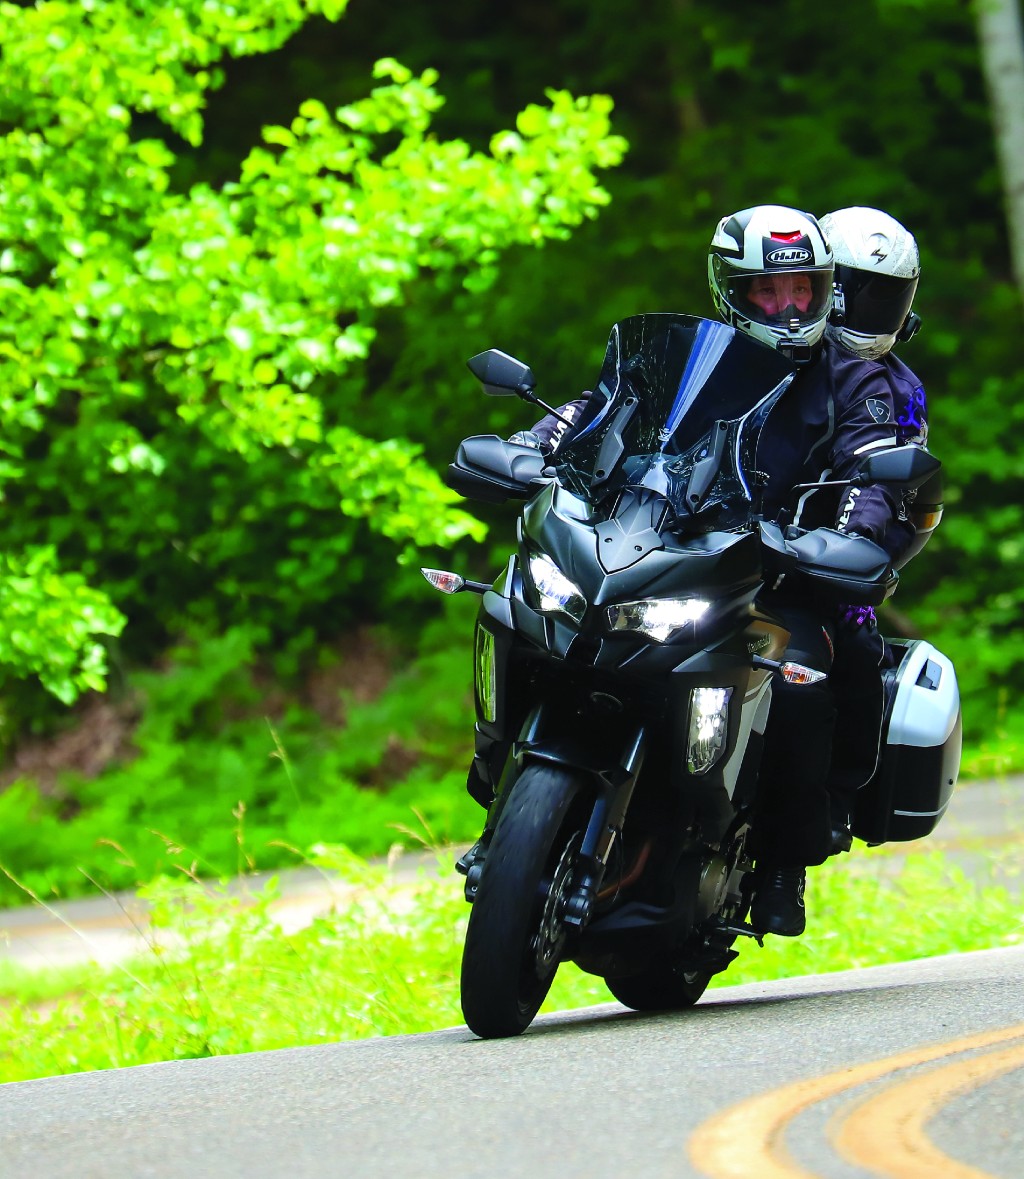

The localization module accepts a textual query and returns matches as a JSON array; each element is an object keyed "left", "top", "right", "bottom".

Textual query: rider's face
[{"left": 746, "top": 273, "right": 814, "bottom": 317}]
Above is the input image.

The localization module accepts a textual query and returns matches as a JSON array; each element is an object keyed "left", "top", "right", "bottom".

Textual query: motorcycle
[{"left": 422, "top": 313, "right": 961, "bottom": 1039}]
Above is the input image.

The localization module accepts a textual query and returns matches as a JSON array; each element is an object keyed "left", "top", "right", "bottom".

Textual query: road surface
[
  {"left": 0, "top": 945, "right": 1021, "bottom": 1178},
  {"left": 0, "top": 776, "right": 1021, "bottom": 1177}
]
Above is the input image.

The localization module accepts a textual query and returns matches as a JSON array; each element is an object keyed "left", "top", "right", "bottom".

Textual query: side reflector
[{"left": 475, "top": 627, "right": 497, "bottom": 723}]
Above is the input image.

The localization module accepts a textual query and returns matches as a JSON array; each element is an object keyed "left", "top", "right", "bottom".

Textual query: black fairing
[
  {"left": 524, "top": 482, "right": 762, "bottom": 614},
  {"left": 594, "top": 488, "right": 670, "bottom": 573},
  {"left": 455, "top": 314, "right": 917, "bottom": 991}
]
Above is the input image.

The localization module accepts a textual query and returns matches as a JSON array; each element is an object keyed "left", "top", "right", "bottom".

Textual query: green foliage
[
  {"left": 1, "top": 0, "right": 1022, "bottom": 897},
  {"left": 1, "top": 843, "right": 1021, "bottom": 1082},
  {"left": 0, "top": 606, "right": 483, "bottom": 906},
  {"left": 0, "top": 547, "right": 124, "bottom": 708},
  {"left": 0, "top": 0, "right": 625, "bottom": 712},
  {"left": 960, "top": 720, "right": 1024, "bottom": 780}
]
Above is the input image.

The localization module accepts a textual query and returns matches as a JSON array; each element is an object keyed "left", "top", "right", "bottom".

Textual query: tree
[
  {"left": 0, "top": 0, "right": 626, "bottom": 717},
  {"left": 975, "top": 0, "right": 1024, "bottom": 300}
]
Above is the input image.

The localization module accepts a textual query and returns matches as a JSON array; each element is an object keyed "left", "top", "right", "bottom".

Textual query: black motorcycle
[{"left": 423, "top": 313, "right": 961, "bottom": 1039}]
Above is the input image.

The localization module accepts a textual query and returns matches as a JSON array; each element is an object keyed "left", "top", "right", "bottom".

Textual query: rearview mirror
[
  {"left": 466, "top": 349, "right": 536, "bottom": 397},
  {"left": 857, "top": 446, "right": 941, "bottom": 488}
]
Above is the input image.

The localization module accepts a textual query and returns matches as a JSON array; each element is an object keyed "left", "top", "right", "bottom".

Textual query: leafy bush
[{"left": 0, "top": 599, "right": 486, "bottom": 906}]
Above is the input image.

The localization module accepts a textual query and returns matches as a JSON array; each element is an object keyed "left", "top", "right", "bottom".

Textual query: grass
[
  {"left": 0, "top": 837, "right": 1022, "bottom": 1085},
  {"left": 960, "top": 736, "right": 1024, "bottom": 781}
]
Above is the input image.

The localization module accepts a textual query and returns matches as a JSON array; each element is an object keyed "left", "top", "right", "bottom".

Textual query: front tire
[{"left": 461, "top": 763, "right": 587, "bottom": 1038}]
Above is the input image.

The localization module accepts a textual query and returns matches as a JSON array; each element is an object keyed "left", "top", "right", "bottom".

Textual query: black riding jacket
[{"left": 753, "top": 340, "right": 904, "bottom": 555}]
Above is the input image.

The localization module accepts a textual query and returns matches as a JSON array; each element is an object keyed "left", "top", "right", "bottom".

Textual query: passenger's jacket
[
  {"left": 887, "top": 352, "right": 928, "bottom": 448},
  {"left": 752, "top": 340, "right": 903, "bottom": 556}
]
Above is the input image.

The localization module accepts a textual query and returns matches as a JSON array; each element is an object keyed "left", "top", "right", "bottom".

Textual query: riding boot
[{"left": 750, "top": 864, "right": 807, "bottom": 936}]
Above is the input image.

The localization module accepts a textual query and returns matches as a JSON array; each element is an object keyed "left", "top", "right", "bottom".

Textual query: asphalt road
[
  {"left": 0, "top": 776, "right": 1021, "bottom": 1178},
  {"left": 0, "top": 945, "right": 1022, "bottom": 1178}
]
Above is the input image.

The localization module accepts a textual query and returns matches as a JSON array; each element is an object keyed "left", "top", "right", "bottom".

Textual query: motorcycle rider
[
  {"left": 704, "top": 203, "right": 917, "bottom": 936},
  {"left": 816, "top": 206, "right": 929, "bottom": 852}
]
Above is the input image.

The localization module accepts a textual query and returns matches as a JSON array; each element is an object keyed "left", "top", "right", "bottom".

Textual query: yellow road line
[
  {"left": 832, "top": 1037, "right": 1024, "bottom": 1178},
  {"left": 687, "top": 1023, "right": 1024, "bottom": 1179}
]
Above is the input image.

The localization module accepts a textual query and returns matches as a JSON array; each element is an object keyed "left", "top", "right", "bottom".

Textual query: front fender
[{"left": 515, "top": 727, "right": 646, "bottom": 797}]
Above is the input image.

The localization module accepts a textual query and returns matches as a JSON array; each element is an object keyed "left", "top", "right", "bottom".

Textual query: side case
[{"left": 851, "top": 639, "right": 962, "bottom": 844}]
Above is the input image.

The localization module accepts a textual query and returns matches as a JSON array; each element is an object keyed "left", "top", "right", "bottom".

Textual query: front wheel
[{"left": 460, "top": 763, "right": 587, "bottom": 1038}]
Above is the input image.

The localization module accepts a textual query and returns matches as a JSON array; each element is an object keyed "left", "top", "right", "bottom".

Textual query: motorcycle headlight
[
  {"left": 474, "top": 625, "right": 497, "bottom": 723},
  {"left": 606, "top": 597, "right": 710, "bottom": 643},
  {"left": 687, "top": 686, "right": 732, "bottom": 774},
  {"left": 527, "top": 552, "right": 586, "bottom": 624}
]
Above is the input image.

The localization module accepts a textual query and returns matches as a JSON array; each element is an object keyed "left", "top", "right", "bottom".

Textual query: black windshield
[{"left": 556, "top": 314, "right": 796, "bottom": 532}]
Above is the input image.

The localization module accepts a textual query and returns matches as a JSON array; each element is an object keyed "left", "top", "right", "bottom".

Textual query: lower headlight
[
  {"left": 686, "top": 686, "right": 732, "bottom": 775},
  {"left": 528, "top": 553, "right": 586, "bottom": 623},
  {"left": 474, "top": 626, "right": 497, "bottom": 723},
  {"left": 606, "top": 597, "right": 710, "bottom": 643}
]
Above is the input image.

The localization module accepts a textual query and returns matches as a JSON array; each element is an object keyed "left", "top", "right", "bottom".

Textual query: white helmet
[
  {"left": 708, "top": 205, "right": 833, "bottom": 364},
  {"left": 819, "top": 207, "right": 920, "bottom": 360}
]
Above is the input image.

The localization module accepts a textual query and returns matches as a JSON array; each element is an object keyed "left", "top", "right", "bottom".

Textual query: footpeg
[
  {"left": 715, "top": 921, "right": 765, "bottom": 948},
  {"left": 455, "top": 845, "right": 476, "bottom": 876},
  {"left": 830, "top": 823, "right": 853, "bottom": 854},
  {"left": 464, "top": 861, "right": 484, "bottom": 901}
]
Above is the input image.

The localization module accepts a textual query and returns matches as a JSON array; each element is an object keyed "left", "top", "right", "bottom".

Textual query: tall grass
[{"left": 2, "top": 838, "right": 1022, "bottom": 1084}]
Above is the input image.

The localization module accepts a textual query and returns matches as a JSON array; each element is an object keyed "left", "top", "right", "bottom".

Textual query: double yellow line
[{"left": 688, "top": 1022, "right": 1024, "bottom": 1178}]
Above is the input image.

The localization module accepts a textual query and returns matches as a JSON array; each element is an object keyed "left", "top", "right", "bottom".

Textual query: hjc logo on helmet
[{"left": 766, "top": 247, "right": 812, "bottom": 265}]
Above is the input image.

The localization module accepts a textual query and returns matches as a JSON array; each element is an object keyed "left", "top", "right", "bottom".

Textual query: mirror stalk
[{"left": 518, "top": 386, "right": 575, "bottom": 426}]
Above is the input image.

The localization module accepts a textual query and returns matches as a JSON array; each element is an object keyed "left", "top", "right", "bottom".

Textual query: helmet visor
[
  {"left": 713, "top": 257, "right": 832, "bottom": 328},
  {"left": 836, "top": 266, "right": 918, "bottom": 335}
]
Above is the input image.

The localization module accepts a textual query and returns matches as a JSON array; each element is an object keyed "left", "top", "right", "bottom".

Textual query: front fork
[
  {"left": 555, "top": 724, "right": 646, "bottom": 931},
  {"left": 464, "top": 706, "right": 648, "bottom": 931}
]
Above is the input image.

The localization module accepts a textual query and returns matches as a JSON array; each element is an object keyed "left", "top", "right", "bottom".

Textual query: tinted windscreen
[{"left": 556, "top": 314, "right": 796, "bottom": 532}]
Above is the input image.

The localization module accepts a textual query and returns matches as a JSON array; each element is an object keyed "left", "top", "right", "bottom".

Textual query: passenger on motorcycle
[{"left": 817, "top": 207, "right": 929, "bottom": 857}]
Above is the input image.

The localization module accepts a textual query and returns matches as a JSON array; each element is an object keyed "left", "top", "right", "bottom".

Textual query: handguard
[
  {"left": 445, "top": 434, "right": 550, "bottom": 504},
  {"left": 759, "top": 522, "right": 897, "bottom": 605}
]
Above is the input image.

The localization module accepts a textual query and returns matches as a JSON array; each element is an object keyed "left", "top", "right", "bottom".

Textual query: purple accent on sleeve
[
  {"left": 840, "top": 605, "right": 877, "bottom": 627},
  {"left": 896, "top": 386, "right": 927, "bottom": 430}
]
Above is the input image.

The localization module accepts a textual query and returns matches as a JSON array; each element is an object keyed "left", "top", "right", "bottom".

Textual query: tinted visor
[
  {"left": 836, "top": 265, "right": 918, "bottom": 335},
  {"left": 715, "top": 258, "right": 832, "bottom": 327}
]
